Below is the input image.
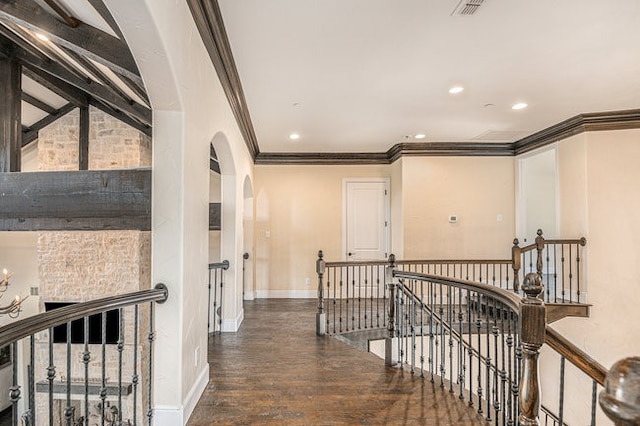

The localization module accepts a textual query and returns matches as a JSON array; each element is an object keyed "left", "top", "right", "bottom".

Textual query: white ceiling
[{"left": 218, "top": 0, "right": 640, "bottom": 153}]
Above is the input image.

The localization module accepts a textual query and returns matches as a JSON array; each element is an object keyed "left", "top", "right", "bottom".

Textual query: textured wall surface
[
  {"left": 32, "top": 106, "right": 153, "bottom": 425},
  {"left": 37, "top": 107, "right": 151, "bottom": 171}
]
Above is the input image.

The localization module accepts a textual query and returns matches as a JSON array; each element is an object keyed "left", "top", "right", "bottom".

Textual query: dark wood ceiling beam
[
  {"left": 79, "top": 105, "right": 89, "bottom": 170},
  {"left": 11, "top": 46, "right": 151, "bottom": 126},
  {"left": 0, "top": 0, "right": 141, "bottom": 83},
  {"left": 0, "top": 56, "right": 22, "bottom": 171},
  {"left": 22, "top": 66, "right": 87, "bottom": 107},
  {"left": 42, "top": 0, "right": 79, "bottom": 28},
  {"left": 63, "top": 48, "right": 135, "bottom": 105},
  {"left": 85, "top": 0, "right": 124, "bottom": 39},
  {"left": 188, "top": 0, "right": 260, "bottom": 160},
  {"left": 22, "top": 92, "right": 57, "bottom": 114},
  {"left": 0, "top": 169, "right": 151, "bottom": 231},
  {"left": 22, "top": 103, "right": 75, "bottom": 147},
  {"left": 2, "top": 20, "right": 92, "bottom": 84}
]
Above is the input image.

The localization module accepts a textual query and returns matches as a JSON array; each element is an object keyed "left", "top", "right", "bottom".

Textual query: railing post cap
[
  {"left": 522, "top": 273, "right": 543, "bottom": 299},
  {"left": 513, "top": 238, "right": 519, "bottom": 247},
  {"left": 600, "top": 356, "right": 640, "bottom": 424},
  {"left": 222, "top": 259, "right": 230, "bottom": 270},
  {"left": 537, "top": 229, "right": 543, "bottom": 237},
  {"left": 318, "top": 250, "right": 324, "bottom": 259},
  {"left": 388, "top": 253, "right": 396, "bottom": 265}
]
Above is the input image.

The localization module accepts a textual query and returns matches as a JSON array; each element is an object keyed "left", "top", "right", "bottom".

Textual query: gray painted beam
[
  {"left": 0, "top": 56, "right": 21, "bottom": 171},
  {"left": 209, "top": 203, "right": 221, "bottom": 231},
  {"left": 79, "top": 105, "right": 89, "bottom": 170},
  {"left": 22, "top": 103, "right": 75, "bottom": 147},
  {"left": 0, "top": 0, "right": 141, "bottom": 82},
  {"left": 0, "top": 169, "right": 151, "bottom": 231}
]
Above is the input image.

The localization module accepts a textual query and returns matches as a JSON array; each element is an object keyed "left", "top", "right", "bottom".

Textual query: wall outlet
[
  {"left": 496, "top": 213, "right": 503, "bottom": 222},
  {"left": 194, "top": 347, "right": 200, "bottom": 367},
  {"left": 305, "top": 277, "right": 311, "bottom": 286},
  {"left": 448, "top": 215, "right": 458, "bottom": 223}
]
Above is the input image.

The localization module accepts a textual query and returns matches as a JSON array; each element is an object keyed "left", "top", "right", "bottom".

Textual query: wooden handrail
[{"left": 545, "top": 326, "right": 608, "bottom": 386}]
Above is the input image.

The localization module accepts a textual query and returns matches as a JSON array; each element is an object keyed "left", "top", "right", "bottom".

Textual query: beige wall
[
  {"left": 254, "top": 164, "right": 391, "bottom": 296},
  {"left": 402, "top": 156, "right": 516, "bottom": 259},
  {"left": 253, "top": 157, "right": 516, "bottom": 295},
  {"left": 539, "top": 129, "right": 640, "bottom": 425}
]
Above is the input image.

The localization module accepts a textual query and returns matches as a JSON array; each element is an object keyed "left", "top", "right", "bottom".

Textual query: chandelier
[{"left": 1, "top": 269, "right": 27, "bottom": 318}]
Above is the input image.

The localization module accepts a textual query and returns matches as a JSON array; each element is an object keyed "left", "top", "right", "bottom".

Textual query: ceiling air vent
[{"left": 452, "top": 0, "right": 485, "bottom": 16}]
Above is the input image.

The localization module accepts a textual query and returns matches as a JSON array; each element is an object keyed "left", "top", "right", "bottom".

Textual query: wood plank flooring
[{"left": 187, "top": 299, "right": 487, "bottom": 425}]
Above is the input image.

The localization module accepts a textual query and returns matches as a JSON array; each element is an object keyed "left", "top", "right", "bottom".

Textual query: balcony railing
[{"left": 0, "top": 284, "right": 168, "bottom": 425}]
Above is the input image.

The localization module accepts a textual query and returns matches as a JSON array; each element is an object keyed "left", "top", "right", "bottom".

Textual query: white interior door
[{"left": 343, "top": 179, "right": 390, "bottom": 261}]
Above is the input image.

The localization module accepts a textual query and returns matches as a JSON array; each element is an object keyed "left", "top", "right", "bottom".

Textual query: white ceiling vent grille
[{"left": 452, "top": 0, "right": 485, "bottom": 16}]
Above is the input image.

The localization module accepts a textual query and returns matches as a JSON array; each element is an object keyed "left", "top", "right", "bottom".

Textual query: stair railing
[
  {"left": 0, "top": 283, "right": 168, "bottom": 426},
  {"left": 512, "top": 229, "right": 587, "bottom": 302},
  {"left": 387, "top": 268, "right": 639, "bottom": 425},
  {"left": 208, "top": 260, "right": 229, "bottom": 334},
  {"left": 316, "top": 229, "right": 587, "bottom": 337}
]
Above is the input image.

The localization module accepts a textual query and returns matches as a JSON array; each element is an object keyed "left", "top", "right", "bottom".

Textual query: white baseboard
[
  {"left": 222, "top": 308, "right": 244, "bottom": 332},
  {"left": 255, "top": 290, "right": 316, "bottom": 299},
  {"left": 183, "top": 364, "right": 209, "bottom": 423},
  {"left": 243, "top": 291, "right": 255, "bottom": 301},
  {"left": 153, "top": 405, "right": 183, "bottom": 426},
  {"left": 154, "top": 364, "right": 210, "bottom": 425}
]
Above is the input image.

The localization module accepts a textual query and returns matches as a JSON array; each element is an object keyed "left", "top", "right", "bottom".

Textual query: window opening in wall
[{"left": 45, "top": 302, "right": 120, "bottom": 344}]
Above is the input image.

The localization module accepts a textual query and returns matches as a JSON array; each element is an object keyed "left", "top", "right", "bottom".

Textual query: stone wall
[
  {"left": 33, "top": 107, "right": 152, "bottom": 425},
  {"left": 37, "top": 107, "right": 151, "bottom": 171}
]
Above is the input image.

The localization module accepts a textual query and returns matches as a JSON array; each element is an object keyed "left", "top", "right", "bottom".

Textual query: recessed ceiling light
[
  {"left": 449, "top": 86, "right": 464, "bottom": 94},
  {"left": 289, "top": 133, "right": 300, "bottom": 140},
  {"left": 512, "top": 102, "right": 528, "bottom": 110},
  {"left": 35, "top": 33, "right": 49, "bottom": 42},
  {"left": 415, "top": 134, "right": 426, "bottom": 139}
]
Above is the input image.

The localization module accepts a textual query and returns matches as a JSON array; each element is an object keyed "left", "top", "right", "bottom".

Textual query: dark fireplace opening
[{"left": 45, "top": 302, "right": 120, "bottom": 344}]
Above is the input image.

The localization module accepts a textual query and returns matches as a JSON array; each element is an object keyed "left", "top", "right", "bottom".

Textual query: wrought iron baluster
[
  {"left": 147, "top": 302, "right": 155, "bottom": 424},
  {"left": 117, "top": 307, "right": 124, "bottom": 424},
  {"left": 448, "top": 284, "right": 454, "bottom": 393},
  {"left": 439, "top": 283, "right": 445, "bottom": 389},
  {"left": 420, "top": 281, "right": 425, "bottom": 378},
  {"left": 559, "top": 356, "right": 565, "bottom": 425},
  {"left": 476, "top": 290, "right": 483, "bottom": 415},
  {"left": 590, "top": 380, "right": 597, "bottom": 426},
  {"left": 429, "top": 280, "right": 435, "bottom": 383},
  {"left": 133, "top": 305, "right": 139, "bottom": 426},
  {"left": 10, "top": 341, "right": 20, "bottom": 426},
  {"left": 561, "top": 244, "right": 566, "bottom": 302},
  {"left": 66, "top": 321, "right": 73, "bottom": 426},
  {"left": 458, "top": 284, "right": 464, "bottom": 400},
  {"left": 468, "top": 289, "right": 474, "bottom": 407},
  {"left": 84, "top": 315, "right": 90, "bottom": 426},
  {"left": 101, "top": 312, "right": 107, "bottom": 426},
  {"left": 569, "top": 244, "right": 573, "bottom": 303},
  {"left": 48, "top": 326, "right": 55, "bottom": 426},
  {"left": 339, "top": 268, "right": 343, "bottom": 333}
]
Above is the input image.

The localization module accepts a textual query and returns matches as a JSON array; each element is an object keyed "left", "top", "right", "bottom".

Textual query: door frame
[
  {"left": 515, "top": 144, "right": 560, "bottom": 243},
  {"left": 341, "top": 177, "right": 391, "bottom": 261}
]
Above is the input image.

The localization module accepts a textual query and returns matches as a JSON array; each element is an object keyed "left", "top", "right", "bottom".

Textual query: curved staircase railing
[{"left": 0, "top": 284, "right": 168, "bottom": 425}]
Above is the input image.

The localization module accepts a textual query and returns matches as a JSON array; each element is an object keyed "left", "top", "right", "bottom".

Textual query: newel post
[
  {"left": 316, "top": 250, "right": 326, "bottom": 336},
  {"left": 385, "top": 254, "right": 398, "bottom": 366},
  {"left": 512, "top": 239, "right": 522, "bottom": 293},
  {"left": 535, "top": 229, "right": 545, "bottom": 276},
  {"left": 599, "top": 357, "right": 640, "bottom": 425},
  {"left": 518, "top": 273, "right": 546, "bottom": 426}
]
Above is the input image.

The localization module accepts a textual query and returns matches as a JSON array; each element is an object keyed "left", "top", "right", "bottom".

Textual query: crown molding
[
  {"left": 514, "top": 108, "right": 640, "bottom": 155},
  {"left": 187, "top": 0, "right": 260, "bottom": 160},
  {"left": 186, "top": 4, "right": 640, "bottom": 165}
]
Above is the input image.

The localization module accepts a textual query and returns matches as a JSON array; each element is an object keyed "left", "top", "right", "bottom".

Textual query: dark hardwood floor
[{"left": 188, "top": 299, "right": 486, "bottom": 425}]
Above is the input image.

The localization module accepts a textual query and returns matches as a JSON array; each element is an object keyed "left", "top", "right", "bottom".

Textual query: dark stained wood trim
[
  {"left": 209, "top": 203, "right": 221, "bottom": 231},
  {"left": 13, "top": 47, "right": 152, "bottom": 126},
  {"left": 22, "top": 65, "right": 88, "bottom": 107},
  {"left": 0, "top": 0, "right": 141, "bottom": 82},
  {"left": 79, "top": 105, "right": 89, "bottom": 170},
  {"left": 22, "top": 103, "right": 75, "bottom": 146},
  {"left": 22, "top": 92, "right": 57, "bottom": 114},
  {"left": 187, "top": 0, "right": 260, "bottom": 160},
  {"left": 0, "top": 56, "right": 21, "bottom": 172},
  {"left": 0, "top": 169, "right": 151, "bottom": 231},
  {"left": 255, "top": 152, "right": 390, "bottom": 165},
  {"left": 386, "top": 142, "right": 514, "bottom": 162},
  {"left": 514, "top": 108, "right": 640, "bottom": 155}
]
